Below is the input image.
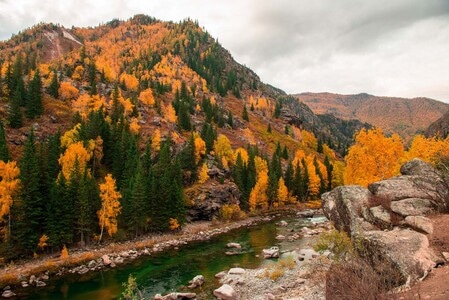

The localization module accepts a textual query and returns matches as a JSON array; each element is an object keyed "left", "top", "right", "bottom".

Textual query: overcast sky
[{"left": 1, "top": 0, "right": 449, "bottom": 102}]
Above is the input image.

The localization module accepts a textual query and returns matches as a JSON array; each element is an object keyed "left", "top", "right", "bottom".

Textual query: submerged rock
[{"left": 188, "top": 275, "right": 205, "bottom": 289}]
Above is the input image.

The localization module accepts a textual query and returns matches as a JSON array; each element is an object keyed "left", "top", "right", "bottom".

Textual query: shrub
[
  {"left": 219, "top": 204, "right": 246, "bottom": 222},
  {"left": 314, "top": 229, "right": 354, "bottom": 260}
]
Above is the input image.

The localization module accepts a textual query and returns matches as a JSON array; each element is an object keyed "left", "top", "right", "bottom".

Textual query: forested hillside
[{"left": 0, "top": 16, "right": 346, "bottom": 259}]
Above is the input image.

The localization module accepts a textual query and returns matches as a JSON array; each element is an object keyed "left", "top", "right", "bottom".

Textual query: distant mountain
[{"left": 295, "top": 92, "right": 449, "bottom": 140}]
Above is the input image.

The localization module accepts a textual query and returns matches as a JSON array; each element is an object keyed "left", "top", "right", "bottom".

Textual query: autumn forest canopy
[{"left": 0, "top": 15, "right": 447, "bottom": 260}]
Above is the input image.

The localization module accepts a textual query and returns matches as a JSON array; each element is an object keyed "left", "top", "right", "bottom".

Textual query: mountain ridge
[{"left": 295, "top": 92, "right": 449, "bottom": 141}]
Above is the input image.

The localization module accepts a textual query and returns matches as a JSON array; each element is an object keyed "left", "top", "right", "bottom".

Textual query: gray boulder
[
  {"left": 321, "top": 185, "right": 373, "bottom": 237},
  {"left": 404, "top": 216, "right": 433, "bottom": 234},
  {"left": 390, "top": 198, "right": 436, "bottom": 217},
  {"left": 400, "top": 158, "right": 439, "bottom": 177},
  {"left": 368, "top": 176, "right": 438, "bottom": 202},
  {"left": 213, "top": 284, "right": 236, "bottom": 300},
  {"left": 361, "top": 228, "right": 440, "bottom": 284},
  {"left": 368, "top": 205, "right": 392, "bottom": 229}
]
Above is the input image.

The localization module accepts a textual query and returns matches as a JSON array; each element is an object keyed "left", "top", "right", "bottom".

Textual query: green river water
[{"left": 20, "top": 216, "right": 325, "bottom": 299}]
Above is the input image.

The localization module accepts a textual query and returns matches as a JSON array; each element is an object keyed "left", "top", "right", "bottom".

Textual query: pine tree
[
  {"left": 324, "top": 156, "right": 333, "bottom": 190},
  {"left": 242, "top": 105, "right": 249, "bottom": 122},
  {"left": 317, "top": 139, "right": 323, "bottom": 153},
  {"left": 26, "top": 69, "right": 43, "bottom": 119},
  {"left": 227, "top": 111, "right": 233, "bottom": 128},
  {"left": 282, "top": 145, "right": 289, "bottom": 160},
  {"left": 267, "top": 123, "right": 272, "bottom": 133},
  {"left": 16, "top": 130, "right": 45, "bottom": 253},
  {"left": 47, "top": 177, "right": 74, "bottom": 249},
  {"left": 8, "top": 84, "right": 23, "bottom": 128},
  {"left": 0, "top": 121, "right": 10, "bottom": 162},
  {"left": 284, "top": 161, "right": 294, "bottom": 193},
  {"left": 128, "top": 165, "right": 147, "bottom": 236},
  {"left": 47, "top": 71, "right": 59, "bottom": 98}
]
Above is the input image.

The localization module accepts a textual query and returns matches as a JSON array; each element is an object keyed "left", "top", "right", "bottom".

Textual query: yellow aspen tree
[
  {"left": 59, "top": 81, "right": 79, "bottom": 100},
  {"left": 129, "top": 118, "right": 140, "bottom": 135},
  {"left": 60, "top": 245, "right": 69, "bottom": 259},
  {"left": 97, "top": 174, "right": 122, "bottom": 243},
  {"left": 234, "top": 147, "right": 249, "bottom": 164},
  {"left": 138, "top": 88, "right": 155, "bottom": 106},
  {"left": 198, "top": 163, "right": 209, "bottom": 184},
  {"left": 151, "top": 129, "right": 161, "bottom": 153},
  {"left": 254, "top": 156, "right": 268, "bottom": 176},
  {"left": 60, "top": 123, "right": 81, "bottom": 148},
  {"left": 58, "top": 142, "right": 91, "bottom": 180},
  {"left": 249, "top": 170, "right": 269, "bottom": 211},
  {"left": 344, "top": 128, "right": 405, "bottom": 186},
  {"left": 119, "top": 73, "right": 139, "bottom": 91},
  {"left": 214, "top": 134, "right": 234, "bottom": 165},
  {"left": 193, "top": 133, "right": 206, "bottom": 164},
  {"left": 163, "top": 103, "right": 177, "bottom": 123},
  {"left": 306, "top": 156, "right": 321, "bottom": 197},
  {"left": 276, "top": 177, "right": 288, "bottom": 207},
  {"left": 0, "top": 161, "right": 20, "bottom": 241}
]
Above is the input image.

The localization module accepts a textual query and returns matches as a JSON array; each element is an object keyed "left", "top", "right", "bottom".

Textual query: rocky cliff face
[
  {"left": 321, "top": 159, "right": 445, "bottom": 285},
  {"left": 185, "top": 180, "right": 241, "bottom": 221}
]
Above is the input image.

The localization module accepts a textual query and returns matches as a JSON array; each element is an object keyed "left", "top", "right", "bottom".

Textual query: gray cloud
[{"left": 1, "top": 0, "right": 449, "bottom": 101}]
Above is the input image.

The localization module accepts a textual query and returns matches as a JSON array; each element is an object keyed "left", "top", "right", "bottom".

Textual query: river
[{"left": 21, "top": 215, "right": 326, "bottom": 299}]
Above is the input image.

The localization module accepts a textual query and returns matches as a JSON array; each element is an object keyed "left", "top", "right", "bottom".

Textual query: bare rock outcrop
[
  {"left": 321, "top": 185, "right": 375, "bottom": 237},
  {"left": 321, "top": 159, "right": 442, "bottom": 286},
  {"left": 185, "top": 181, "right": 241, "bottom": 221}
]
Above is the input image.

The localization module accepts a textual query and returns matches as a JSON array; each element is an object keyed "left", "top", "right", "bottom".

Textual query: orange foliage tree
[
  {"left": 0, "top": 161, "right": 20, "bottom": 240},
  {"left": 139, "top": 88, "right": 155, "bottom": 106},
  {"left": 344, "top": 128, "right": 405, "bottom": 186},
  {"left": 97, "top": 174, "right": 122, "bottom": 242},
  {"left": 58, "top": 142, "right": 91, "bottom": 180},
  {"left": 59, "top": 82, "right": 79, "bottom": 100}
]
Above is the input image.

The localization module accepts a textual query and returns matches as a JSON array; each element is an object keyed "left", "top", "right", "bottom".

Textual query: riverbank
[{"left": 0, "top": 207, "right": 319, "bottom": 297}]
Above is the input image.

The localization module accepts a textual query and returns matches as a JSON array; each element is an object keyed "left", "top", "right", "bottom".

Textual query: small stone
[
  {"left": 215, "top": 271, "right": 227, "bottom": 278},
  {"left": 29, "top": 274, "right": 36, "bottom": 284},
  {"left": 275, "top": 235, "right": 286, "bottom": 240},
  {"left": 279, "top": 220, "right": 288, "bottom": 226},
  {"left": 21, "top": 281, "right": 29, "bottom": 288},
  {"left": 36, "top": 281, "right": 46, "bottom": 287},
  {"left": 2, "top": 290, "right": 16, "bottom": 298},
  {"left": 226, "top": 242, "right": 242, "bottom": 249},
  {"left": 102, "top": 254, "right": 112, "bottom": 266},
  {"left": 188, "top": 275, "right": 205, "bottom": 289},
  {"left": 40, "top": 274, "right": 49, "bottom": 281},
  {"left": 88, "top": 260, "right": 97, "bottom": 269},
  {"left": 228, "top": 267, "right": 245, "bottom": 275}
]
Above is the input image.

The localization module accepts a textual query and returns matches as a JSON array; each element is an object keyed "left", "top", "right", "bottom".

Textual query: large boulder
[
  {"left": 361, "top": 228, "right": 441, "bottom": 284},
  {"left": 322, "top": 185, "right": 375, "bottom": 237},
  {"left": 400, "top": 158, "right": 440, "bottom": 177},
  {"left": 390, "top": 198, "right": 436, "bottom": 217},
  {"left": 368, "top": 176, "right": 439, "bottom": 201},
  {"left": 185, "top": 181, "right": 241, "bottom": 221},
  {"left": 404, "top": 216, "right": 433, "bottom": 234}
]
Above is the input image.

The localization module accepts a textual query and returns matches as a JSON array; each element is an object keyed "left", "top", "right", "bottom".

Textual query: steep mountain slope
[
  {"left": 426, "top": 109, "right": 449, "bottom": 138},
  {"left": 295, "top": 92, "right": 449, "bottom": 140}
]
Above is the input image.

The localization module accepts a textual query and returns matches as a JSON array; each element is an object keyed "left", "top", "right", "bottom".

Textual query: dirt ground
[{"left": 395, "top": 214, "right": 449, "bottom": 300}]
